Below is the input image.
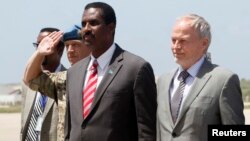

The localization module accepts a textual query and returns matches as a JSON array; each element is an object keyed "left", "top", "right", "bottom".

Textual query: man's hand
[
  {"left": 37, "top": 31, "right": 64, "bottom": 55},
  {"left": 23, "top": 31, "right": 63, "bottom": 86}
]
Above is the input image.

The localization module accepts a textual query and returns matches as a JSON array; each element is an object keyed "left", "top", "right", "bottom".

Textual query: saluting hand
[{"left": 37, "top": 31, "right": 64, "bottom": 55}]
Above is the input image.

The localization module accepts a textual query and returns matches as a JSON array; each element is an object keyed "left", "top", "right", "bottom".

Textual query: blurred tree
[{"left": 241, "top": 79, "right": 250, "bottom": 102}]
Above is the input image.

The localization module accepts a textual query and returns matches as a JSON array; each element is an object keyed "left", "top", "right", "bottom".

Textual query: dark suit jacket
[
  {"left": 65, "top": 45, "right": 157, "bottom": 141},
  {"left": 21, "top": 65, "right": 66, "bottom": 141},
  {"left": 156, "top": 59, "right": 245, "bottom": 141}
]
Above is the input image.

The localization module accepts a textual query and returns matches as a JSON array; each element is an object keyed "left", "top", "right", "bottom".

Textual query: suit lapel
[
  {"left": 175, "top": 60, "right": 213, "bottom": 124},
  {"left": 23, "top": 89, "right": 37, "bottom": 128},
  {"left": 42, "top": 97, "right": 54, "bottom": 118},
  {"left": 165, "top": 71, "right": 176, "bottom": 128},
  {"left": 88, "top": 46, "right": 123, "bottom": 117}
]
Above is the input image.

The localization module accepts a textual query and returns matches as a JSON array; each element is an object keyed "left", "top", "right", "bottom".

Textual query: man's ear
[
  {"left": 108, "top": 22, "right": 116, "bottom": 34},
  {"left": 57, "top": 46, "right": 65, "bottom": 57},
  {"left": 202, "top": 37, "right": 209, "bottom": 52}
]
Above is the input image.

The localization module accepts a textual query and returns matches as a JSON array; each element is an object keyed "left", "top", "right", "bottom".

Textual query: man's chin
[
  {"left": 174, "top": 57, "right": 179, "bottom": 63},
  {"left": 174, "top": 58, "right": 182, "bottom": 65},
  {"left": 69, "top": 58, "right": 77, "bottom": 65},
  {"left": 83, "top": 40, "right": 92, "bottom": 46}
]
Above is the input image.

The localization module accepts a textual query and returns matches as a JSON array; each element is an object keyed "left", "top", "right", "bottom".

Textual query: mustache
[{"left": 82, "top": 31, "right": 95, "bottom": 38}]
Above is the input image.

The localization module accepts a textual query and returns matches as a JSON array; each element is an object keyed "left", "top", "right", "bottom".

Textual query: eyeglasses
[{"left": 32, "top": 42, "right": 39, "bottom": 48}]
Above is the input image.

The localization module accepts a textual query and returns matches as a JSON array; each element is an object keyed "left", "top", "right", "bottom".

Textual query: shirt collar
[
  {"left": 55, "top": 64, "right": 62, "bottom": 72},
  {"left": 178, "top": 55, "right": 205, "bottom": 78},
  {"left": 90, "top": 43, "right": 116, "bottom": 70}
]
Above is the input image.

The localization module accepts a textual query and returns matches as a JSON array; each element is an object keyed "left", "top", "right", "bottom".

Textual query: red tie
[{"left": 83, "top": 60, "right": 98, "bottom": 118}]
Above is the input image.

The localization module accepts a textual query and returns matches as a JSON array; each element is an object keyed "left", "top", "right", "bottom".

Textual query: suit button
[{"left": 172, "top": 132, "right": 177, "bottom": 137}]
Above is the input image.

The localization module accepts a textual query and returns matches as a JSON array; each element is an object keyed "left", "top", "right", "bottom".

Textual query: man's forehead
[
  {"left": 37, "top": 32, "right": 50, "bottom": 42},
  {"left": 83, "top": 8, "right": 102, "bottom": 19}
]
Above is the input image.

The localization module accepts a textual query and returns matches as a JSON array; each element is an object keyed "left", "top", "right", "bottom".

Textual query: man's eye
[{"left": 81, "top": 22, "right": 86, "bottom": 28}]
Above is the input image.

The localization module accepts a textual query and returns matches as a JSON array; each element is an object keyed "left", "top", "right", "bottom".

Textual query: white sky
[{"left": 0, "top": 0, "right": 249, "bottom": 83}]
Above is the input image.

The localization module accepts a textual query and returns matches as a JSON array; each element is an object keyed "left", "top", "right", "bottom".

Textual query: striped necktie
[
  {"left": 170, "top": 70, "right": 189, "bottom": 123},
  {"left": 83, "top": 60, "right": 98, "bottom": 119},
  {"left": 25, "top": 94, "right": 47, "bottom": 141}
]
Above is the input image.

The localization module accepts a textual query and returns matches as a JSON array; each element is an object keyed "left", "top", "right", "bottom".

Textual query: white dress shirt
[
  {"left": 84, "top": 43, "right": 116, "bottom": 89},
  {"left": 170, "top": 56, "right": 205, "bottom": 112}
]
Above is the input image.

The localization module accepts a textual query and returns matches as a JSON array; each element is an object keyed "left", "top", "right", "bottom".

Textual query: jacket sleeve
[
  {"left": 220, "top": 74, "right": 245, "bottom": 124},
  {"left": 29, "top": 71, "right": 66, "bottom": 100},
  {"left": 133, "top": 62, "right": 157, "bottom": 141}
]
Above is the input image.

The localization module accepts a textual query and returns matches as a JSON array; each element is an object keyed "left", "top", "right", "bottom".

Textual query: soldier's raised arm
[{"left": 23, "top": 31, "right": 63, "bottom": 85}]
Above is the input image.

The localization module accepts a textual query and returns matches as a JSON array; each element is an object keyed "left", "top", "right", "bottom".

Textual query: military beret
[{"left": 62, "top": 25, "right": 82, "bottom": 42}]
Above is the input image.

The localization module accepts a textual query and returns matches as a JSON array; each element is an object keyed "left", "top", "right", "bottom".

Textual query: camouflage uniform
[{"left": 29, "top": 71, "right": 67, "bottom": 141}]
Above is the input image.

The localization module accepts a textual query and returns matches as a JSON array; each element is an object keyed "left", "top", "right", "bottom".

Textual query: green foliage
[
  {"left": 0, "top": 105, "right": 21, "bottom": 113},
  {"left": 241, "top": 79, "right": 250, "bottom": 102}
]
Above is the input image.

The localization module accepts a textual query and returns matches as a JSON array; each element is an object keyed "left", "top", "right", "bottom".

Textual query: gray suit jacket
[
  {"left": 156, "top": 59, "right": 245, "bottom": 141},
  {"left": 65, "top": 44, "right": 157, "bottom": 141},
  {"left": 20, "top": 65, "right": 66, "bottom": 141}
]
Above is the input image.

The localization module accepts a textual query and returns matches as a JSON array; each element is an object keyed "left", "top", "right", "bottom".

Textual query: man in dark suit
[
  {"left": 23, "top": 2, "right": 157, "bottom": 141},
  {"left": 21, "top": 27, "right": 66, "bottom": 141},
  {"left": 156, "top": 14, "right": 245, "bottom": 141}
]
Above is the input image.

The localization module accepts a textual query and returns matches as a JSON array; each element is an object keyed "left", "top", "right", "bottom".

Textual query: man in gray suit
[
  {"left": 157, "top": 14, "right": 245, "bottom": 141},
  {"left": 23, "top": 2, "right": 157, "bottom": 141},
  {"left": 21, "top": 27, "right": 66, "bottom": 141}
]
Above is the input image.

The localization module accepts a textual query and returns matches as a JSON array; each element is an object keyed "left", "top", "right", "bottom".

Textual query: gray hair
[{"left": 178, "top": 14, "right": 212, "bottom": 47}]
